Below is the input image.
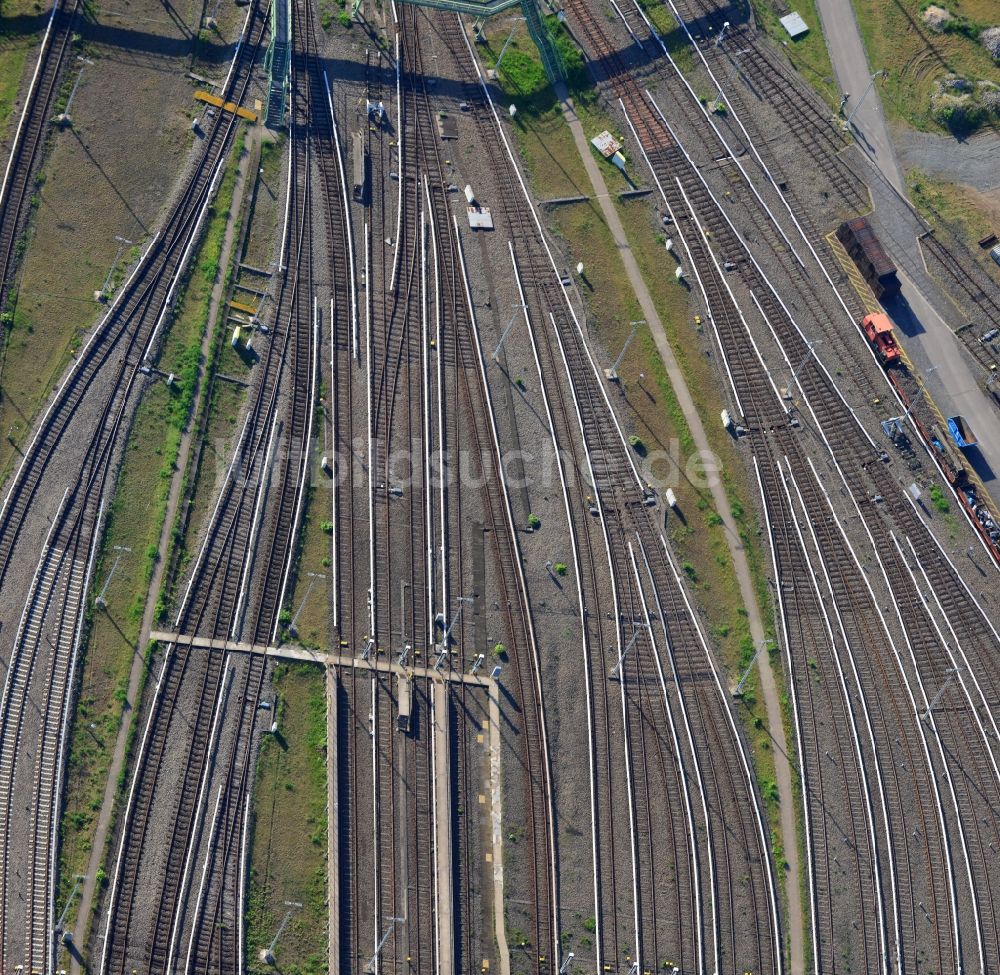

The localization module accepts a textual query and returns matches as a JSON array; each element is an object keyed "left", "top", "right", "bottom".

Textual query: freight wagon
[
  {"left": 948, "top": 414, "right": 978, "bottom": 450},
  {"left": 837, "top": 217, "right": 901, "bottom": 300}
]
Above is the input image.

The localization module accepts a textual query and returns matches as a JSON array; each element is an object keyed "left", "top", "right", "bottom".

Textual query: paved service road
[
  {"left": 890, "top": 271, "right": 1000, "bottom": 498},
  {"left": 813, "top": 0, "right": 1000, "bottom": 503},
  {"left": 812, "top": 0, "right": 903, "bottom": 193}
]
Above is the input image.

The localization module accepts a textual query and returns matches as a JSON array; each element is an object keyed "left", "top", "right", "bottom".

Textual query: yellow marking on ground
[
  {"left": 825, "top": 231, "right": 881, "bottom": 316},
  {"left": 825, "top": 235, "right": 1000, "bottom": 526},
  {"left": 230, "top": 298, "right": 258, "bottom": 315},
  {"left": 194, "top": 89, "right": 258, "bottom": 122}
]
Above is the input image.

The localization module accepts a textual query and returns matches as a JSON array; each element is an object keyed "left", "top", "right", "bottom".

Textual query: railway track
[
  {"left": 664, "top": 0, "right": 868, "bottom": 215},
  {"left": 552, "top": 0, "right": 1000, "bottom": 966},
  {"left": 0, "top": 0, "right": 267, "bottom": 598},
  {"left": 0, "top": 489, "right": 100, "bottom": 973},
  {"left": 473, "top": 0, "right": 1000, "bottom": 968},
  {"left": 561, "top": 1, "right": 792, "bottom": 965},
  {"left": 385, "top": 15, "right": 569, "bottom": 972},
  {"left": 449, "top": 13, "right": 787, "bottom": 972},
  {"left": 181, "top": 58, "right": 321, "bottom": 964},
  {"left": 647, "top": 21, "right": 1000, "bottom": 963},
  {"left": 665, "top": 114, "right": 972, "bottom": 969},
  {"left": 335, "top": 35, "right": 391, "bottom": 975},
  {"left": 0, "top": 9, "right": 271, "bottom": 970},
  {"left": 758, "top": 457, "right": 889, "bottom": 971},
  {"left": 98, "top": 0, "right": 344, "bottom": 968},
  {"left": 920, "top": 229, "right": 1000, "bottom": 374},
  {"left": 352, "top": 10, "right": 437, "bottom": 970},
  {"left": 446, "top": 42, "right": 629, "bottom": 971},
  {"left": 0, "top": 0, "right": 80, "bottom": 314}
]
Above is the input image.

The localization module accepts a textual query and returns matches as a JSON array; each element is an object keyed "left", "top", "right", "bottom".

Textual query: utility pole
[
  {"left": 493, "top": 302, "right": 527, "bottom": 361},
  {"left": 495, "top": 15, "right": 526, "bottom": 69},
  {"left": 606, "top": 320, "right": 644, "bottom": 381},
  {"left": 54, "top": 875, "right": 86, "bottom": 942},
  {"left": 923, "top": 666, "right": 958, "bottom": 721},
  {"left": 726, "top": 47, "right": 750, "bottom": 87},
  {"left": 559, "top": 951, "right": 575, "bottom": 974},
  {"left": 715, "top": 19, "right": 730, "bottom": 46},
  {"left": 845, "top": 69, "right": 887, "bottom": 127},
  {"left": 101, "top": 235, "right": 134, "bottom": 298},
  {"left": 609, "top": 623, "right": 649, "bottom": 680},
  {"left": 733, "top": 638, "right": 775, "bottom": 698},
  {"left": 442, "top": 595, "right": 473, "bottom": 647},
  {"left": 787, "top": 339, "right": 822, "bottom": 404},
  {"left": 95, "top": 545, "right": 131, "bottom": 609},
  {"left": 261, "top": 901, "right": 303, "bottom": 965},
  {"left": 366, "top": 916, "right": 403, "bottom": 972},
  {"left": 57, "top": 56, "right": 95, "bottom": 125},
  {"left": 289, "top": 572, "right": 325, "bottom": 633}
]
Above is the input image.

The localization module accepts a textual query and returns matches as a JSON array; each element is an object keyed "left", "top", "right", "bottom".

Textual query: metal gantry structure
[
  {"left": 355, "top": 0, "right": 564, "bottom": 82},
  {"left": 265, "top": 0, "right": 292, "bottom": 127}
]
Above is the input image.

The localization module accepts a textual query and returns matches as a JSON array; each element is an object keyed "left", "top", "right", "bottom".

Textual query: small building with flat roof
[{"left": 779, "top": 11, "right": 809, "bottom": 38}]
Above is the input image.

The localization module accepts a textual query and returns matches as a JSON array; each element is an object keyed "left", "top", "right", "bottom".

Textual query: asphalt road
[
  {"left": 812, "top": 0, "right": 903, "bottom": 193},
  {"left": 813, "top": 0, "right": 1000, "bottom": 504}
]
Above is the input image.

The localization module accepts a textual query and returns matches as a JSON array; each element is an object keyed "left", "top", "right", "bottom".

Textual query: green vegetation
[
  {"left": 318, "top": 0, "right": 348, "bottom": 32},
  {"left": 929, "top": 482, "right": 951, "bottom": 512},
  {"left": 527, "top": 512, "right": 541, "bottom": 530},
  {"left": 474, "top": 20, "right": 803, "bottom": 946},
  {"left": 56, "top": 130, "right": 245, "bottom": 931},
  {"left": 478, "top": 15, "right": 589, "bottom": 116},
  {"left": 907, "top": 168, "right": 1000, "bottom": 282},
  {"left": 553, "top": 562, "right": 568, "bottom": 576},
  {"left": 634, "top": 0, "right": 691, "bottom": 63},
  {"left": 750, "top": 0, "right": 841, "bottom": 109},
  {"left": 851, "top": 0, "right": 1000, "bottom": 132},
  {"left": 282, "top": 473, "right": 331, "bottom": 650},
  {"left": 0, "top": 40, "right": 29, "bottom": 140},
  {"left": 246, "top": 663, "right": 328, "bottom": 973},
  {"left": 170, "top": 131, "right": 280, "bottom": 614}
]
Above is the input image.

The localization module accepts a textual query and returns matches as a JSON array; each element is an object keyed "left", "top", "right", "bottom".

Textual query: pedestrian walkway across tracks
[{"left": 148, "top": 629, "right": 492, "bottom": 686}]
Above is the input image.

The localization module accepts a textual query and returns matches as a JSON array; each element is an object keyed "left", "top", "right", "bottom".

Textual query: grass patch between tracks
[
  {"left": 749, "top": 0, "right": 840, "bottom": 110},
  {"left": 281, "top": 477, "right": 332, "bottom": 650},
  {"left": 494, "top": 54, "right": 805, "bottom": 950},
  {"left": 476, "top": 19, "right": 634, "bottom": 198},
  {"left": 246, "top": 662, "right": 329, "bottom": 974},
  {"left": 0, "top": 36, "right": 30, "bottom": 138},
  {"left": 168, "top": 134, "right": 285, "bottom": 610},
  {"left": 907, "top": 167, "right": 1000, "bottom": 283},
  {"left": 56, "top": 133, "right": 244, "bottom": 936}
]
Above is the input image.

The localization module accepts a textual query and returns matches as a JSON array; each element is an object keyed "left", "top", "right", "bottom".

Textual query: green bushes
[{"left": 929, "top": 483, "right": 950, "bottom": 513}]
